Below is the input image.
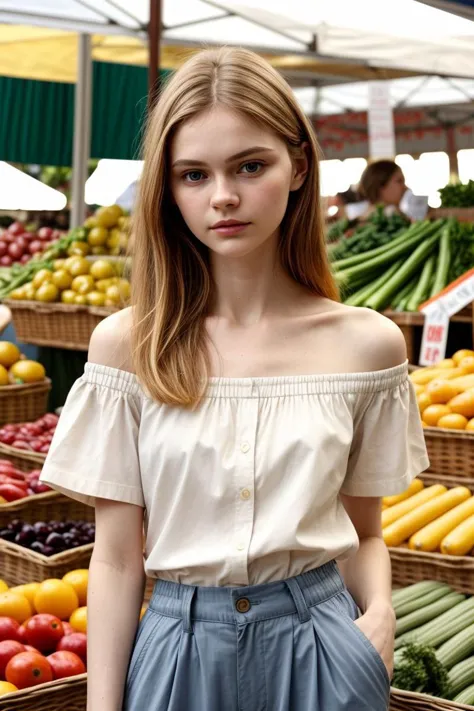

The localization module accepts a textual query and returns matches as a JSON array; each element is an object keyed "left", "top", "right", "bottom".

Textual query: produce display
[
  {"left": 411, "top": 349, "right": 474, "bottom": 430},
  {"left": 392, "top": 580, "right": 474, "bottom": 704},
  {"left": 0, "top": 342, "right": 46, "bottom": 387},
  {"left": 328, "top": 207, "right": 409, "bottom": 259},
  {"left": 0, "top": 519, "right": 95, "bottom": 556},
  {"left": 0, "top": 463, "right": 49, "bottom": 504},
  {"left": 382, "top": 480, "right": 474, "bottom": 555},
  {"left": 331, "top": 217, "right": 474, "bottom": 311},
  {"left": 6, "top": 257, "right": 130, "bottom": 307},
  {"left": 0, "top": 223, "right": 62, "bottom": 268},
  {"left": 439, "top": 180, "right": 474, "bottom": 209},
  {"left": 0, "top": 413, "right": 58, "bottom": 455}
]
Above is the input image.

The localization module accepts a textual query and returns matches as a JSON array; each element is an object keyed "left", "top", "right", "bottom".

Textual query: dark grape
[
  {"left": 0, "top": 528, "right": 16, "bottom": 542},
  {"left": 30, "top": 541, "right": 46, "bottom": 555},
  {"left": 45, "top": 532, "right": 65, "bottom": 550}
]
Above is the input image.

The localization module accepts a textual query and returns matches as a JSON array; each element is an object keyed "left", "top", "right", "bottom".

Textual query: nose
[{"left": 210, "top": 177, "right": 240, "bottom": 210}]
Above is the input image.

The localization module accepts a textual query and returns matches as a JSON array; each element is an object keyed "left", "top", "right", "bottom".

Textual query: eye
[
  {"left": 183, "top": 170, "right": 205, "bottom": 183},
  {"left": 240, "top": 161, "right": 264, "bottom": 175}
]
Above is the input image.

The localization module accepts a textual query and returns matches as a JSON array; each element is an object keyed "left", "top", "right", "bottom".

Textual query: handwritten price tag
[{"left": 419, "top": 269, "right": 474, "bottom": 366}]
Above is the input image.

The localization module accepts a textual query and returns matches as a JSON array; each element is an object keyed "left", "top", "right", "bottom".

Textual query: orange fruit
[
  {"left": 62, "top": 570, "right": 88, "bottom": 607},
  {"left": 0, "top": 681, "right": 18, "bottom": 696},
  {"left": 417, "top": 392, "right": 432, "bottom": 414},
  {"left": 0, "top": 591, "right": 32, "bottom": 623},
  {"left": 34, "top": 580, "right": 79, "bottom": 620},
  {"left": 0, "top": 342, "right": 21, "bottom": 368},
  {"left": 426, "top": 379, "right": 460, "bottom": 405},
  {"left": 453, "top": 349, "right": 474, "bottom": 366},
  {"left": 0, "top": 580, "right": 8, "bottom": 593},
  {"left": 9, "top": 583, "right": 40, "bottom": 611},
  {"left": 9, "top": 360, "right": 45, "bottom": 384},
  {"left": 422, "top": 404, "right": 452, "bottom": 427},
  {"left": 69, "top": 606, "right": 87, "bottom": 633},
  {"left": 437, "top": 413, "right": 468, "bottom": 430}
]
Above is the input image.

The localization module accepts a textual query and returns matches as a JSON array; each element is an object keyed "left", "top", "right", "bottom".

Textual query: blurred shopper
[{"left": 357, "top": 160, "right": 407, "bottom": 218}]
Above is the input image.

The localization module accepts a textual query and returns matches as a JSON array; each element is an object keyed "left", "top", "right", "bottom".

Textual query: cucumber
[
  {"left": 396, "top": 592, "right": 464, "bottom": 637},
  {"left": 454, "top": 683, "right": 474, "bottom": 705},
  {"left": 392, "top": 581, "right": 450, "bottom": 608},
  {"left": 447, "top": 657, "right": 474, "bottom": 698},
  {"left": 436, "top": 622, "right": 474, "bottom": 669},
  {"left": 394, "top": 583, "right": 453, "bottom": 618},
  {"left": 395, "top": 597, "right": 474, "bottom": 650}
]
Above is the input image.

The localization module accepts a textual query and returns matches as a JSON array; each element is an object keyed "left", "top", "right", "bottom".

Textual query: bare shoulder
[
  {"left": 333, "top": 304, "right": 407, "bottom": 372},
  {"left": 88, "top": 306, "right": 134, "bottom": 372}
]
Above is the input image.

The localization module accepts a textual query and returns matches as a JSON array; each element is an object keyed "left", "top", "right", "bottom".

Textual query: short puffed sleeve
[
  {"left": 341, "top": 363, "right": 429, "bottom": 497},
  {"left": 40, "top": 363, "right": 144, "bottom": 507}
]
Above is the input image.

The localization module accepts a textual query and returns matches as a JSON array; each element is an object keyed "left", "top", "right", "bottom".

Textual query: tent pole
[
  {"left": 71, "top": 33, "right": 92, "bottom": 228},
  {"left": 148, "top": 0, "right": 162, "bottom": 109}
]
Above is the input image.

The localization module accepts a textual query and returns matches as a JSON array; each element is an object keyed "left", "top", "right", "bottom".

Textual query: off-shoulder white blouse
[{"left": 40, "top": 361, "right": 429, "bottom": 587}]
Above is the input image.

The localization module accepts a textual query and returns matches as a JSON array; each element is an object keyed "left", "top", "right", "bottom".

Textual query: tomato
[
  {"left": 25, "top": 614, "right": 64, "bottom": 652},
  {"left": 0, "top": 460, "right": 15, "bottom": 470},
  {"left": 61, "top": 622, "right": 75, "bottom": 636},
  {"left": 5, "top": 651, "right": 53, "bottom": 689},
  {"left": 0, "top": 485, "right": 27, "bottom": 502},
  {"left": 0, "top": 640, "right": 25, "bottom": 679},
  {"left": 0, "top": 617, "right": 20, "bottom": 643},
  {"left": 57, "top": 633, "right": 87, "bottom": 665},
  {"left": 47, "top": 651, "right": 85, "bottom": 680}
]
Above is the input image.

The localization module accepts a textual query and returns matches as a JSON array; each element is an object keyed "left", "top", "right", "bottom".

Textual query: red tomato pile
[
  {"left": 0, "top": 613, "right": 86, "bottom": 691},
  {"left": 0, "top": 224, "right": 61, "bottom": 267},
  {"left": 0, "top": 413, "right": 58, "bottom": 455},
  {"left": 0, "top": 461, "right": 49, "bottom": 504}
]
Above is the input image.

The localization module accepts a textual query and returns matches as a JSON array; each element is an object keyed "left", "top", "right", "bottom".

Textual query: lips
[{"left": 211, "top": 220, "right": 249, "bottom": 229}]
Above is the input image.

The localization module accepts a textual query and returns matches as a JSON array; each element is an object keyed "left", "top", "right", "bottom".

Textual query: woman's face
[
  {"left": 170, "top": 106, "right": 307, "bottom": 260},
  {"left": 379, "top": 168, "right": 406, "bottom": 206}
]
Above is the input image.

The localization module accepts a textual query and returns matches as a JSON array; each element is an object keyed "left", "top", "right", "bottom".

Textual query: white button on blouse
[{"left": 40, "top": 361, "right": 429, "bottom": 587}]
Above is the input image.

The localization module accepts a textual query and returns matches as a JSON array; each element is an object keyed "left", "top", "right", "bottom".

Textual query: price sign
[{"left": 419, "top": 269, "right": 474, "bottom": 366}]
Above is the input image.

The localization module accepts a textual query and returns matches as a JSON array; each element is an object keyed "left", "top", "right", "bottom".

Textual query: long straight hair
[{"left": 131, "top": 47, "right": 339, "bottom": 408}]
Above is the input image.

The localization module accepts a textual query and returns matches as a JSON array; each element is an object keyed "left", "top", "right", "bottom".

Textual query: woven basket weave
[
  {"left": 390, "top": 688, "right": 474, "bottom": 710},
  {"left": 4, "top": 299, "right": 118, "bottom": 351},
  {"left": 0, "top": 378, "right": 51, "bottom": 425},
  {"left": 0, "top": 539, "right": 93, "bottom": 587},
  {"left": 0, "top": 491, "right": 94, "bottom": 528},
  {"left": 0, "top": 674, "right": 86, "bottom": 711},
  {"left": 0, "top": 441, "right": 46, "bottom": 471},
  {"left": 423, "top": 427, "right": 474, "bottom": 487},
  {"left": 389, "top": 547, "right": 474, "bottom": 595}
]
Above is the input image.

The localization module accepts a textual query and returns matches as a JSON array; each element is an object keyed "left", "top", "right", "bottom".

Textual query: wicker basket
[
  {"left": 390, "top": 547, "right": 474, "bottom": 595},
  {"left": 4, "top": 300, "right": 119, "bottom": 351},
  {"left": 0, "top": 379, "right": 51, "bottom": 425},
  {"left": 390, "top": 688, "right": 474, "bottom": 710},
  {"left": 423, "top": 427, "right": 474, "bottom": 487},
  {"left": 0, "top": 491, "right": 94, "bottom": 528},
  {"left": 0, "top": 539, "right": 93, "bottom": 586},
  {"left": 0, "top": 673, "right": 86, "bottom": 711},
  {"left": 0, "top": 441, "right": 46, "bottom": 471}
]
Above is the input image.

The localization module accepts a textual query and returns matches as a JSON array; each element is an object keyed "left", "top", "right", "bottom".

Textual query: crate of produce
[
  {"left": 423, "top": 428, "right": 474, "bottom": 486},
  {"left": 0, "top": 442, "right": 46, "bottom": 472},
  {"left": 3, "top": 300, "right": 118, "bottom": 351},
  {"left": 390, "top": 689, "right": 474, "bottom": 710},
  {"left": 0, "top": 540, "right": 94, "bottom": 587},
  {"left": 0, "top": 491, "right": 94, "bottom": 529},
  {"left": 0, "top": 674, "right": 87, "bottom": 711},
  {"left": 389, "top": 548, "right": 474, "bottom": 595},
  {"left": 0, "top": 412, "right": 58, "bottom": 472},
  {"left": 0, "top": 379, "right": 51, "bottom": 426}
]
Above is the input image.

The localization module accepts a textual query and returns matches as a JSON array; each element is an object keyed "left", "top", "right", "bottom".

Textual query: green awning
[{"left": 0, "top": 62, "right": 170, "bottom": 166}]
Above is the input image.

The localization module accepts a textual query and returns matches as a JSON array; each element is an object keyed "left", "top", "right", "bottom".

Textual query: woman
[
  {"left": 40, "top": 48, "right": 428, "bottom": 711},
  {"left": 357, "top": 160, "right": 407, "bottom": 216}
]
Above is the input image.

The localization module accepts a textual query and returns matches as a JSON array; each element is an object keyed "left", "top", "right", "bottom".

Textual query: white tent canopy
[
  {"left": 0, "top": 163, "right": 67, "bottom": 210},
  {"left": 1, "top": 0, "right": 474, "bottom": 78}
]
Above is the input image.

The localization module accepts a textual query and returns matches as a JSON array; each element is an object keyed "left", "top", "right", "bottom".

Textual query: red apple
[
  {"left": 0, "top": 256, "right": 12, "bottom": 267},
  {"left": 8, "top": 243, "right": 24, "bottom": 261},
  {"left": 8, "top": 222, "right": 25, "bottom": 236},
  {"left": 20, "top": 254, "right": 30, "bottom": 264},
  {"left": 37, "top": 227, "right": 53, "bottom": 241},
  {"left": 28, "top": 240, "right": 43, "bottom": 255},
  {"left": 0, "top": 242, "right": 7, "bottom": 258}
]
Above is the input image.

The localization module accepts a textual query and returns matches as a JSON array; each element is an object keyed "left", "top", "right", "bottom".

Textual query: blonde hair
[{"left": 131, "top": 47, "right": 338, "bottom": 408}]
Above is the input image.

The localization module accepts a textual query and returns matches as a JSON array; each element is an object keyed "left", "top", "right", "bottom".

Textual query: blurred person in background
[{"left": 357, "top": 160, "right": 407, "bottom": 218}]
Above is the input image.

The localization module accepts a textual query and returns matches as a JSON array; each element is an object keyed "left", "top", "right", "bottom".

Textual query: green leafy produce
[
  {"left": 392, "top": 643, "right": 451, "bottom": 697},
  {"left": 439, "top": 180, "right": 474, "bottom": 208},
  {"left": 328, "top": 207, "right": 409, "bottom": 261},
  {"left": 448, "top": 221, "right": 474, "bottom": 283},
  {"left": 327, "top": 218, "right": 350, "bottom": 243}
]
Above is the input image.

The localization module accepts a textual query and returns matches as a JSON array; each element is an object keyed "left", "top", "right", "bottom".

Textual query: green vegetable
[
  {"left": 396, "top": 593, "right": 465, "bottom": 638},
  {"left": 395, "top": 596, "right": 474, "bottom": 650},
  {"left": 439, "top": 180, "right": 474, "bottom": 208},
  {"left": 430, "top": 219, "right": 453, "bottom": 297},
  {"left": 436, "top": 622, "right": 474, "bottom": 669},
  {"left": 454, "top": 683, "right": 474, "bottom": 705},
  {"left": 392, "top": 581, "right": 449, "bottom": 608},
  {"left": 392, "top": 643, "right": 451, "bottom": 697},
  {"left": 364, "top": 229, "right": 442, "bottom": 312},
  {"left": 392, "top": 276, "right": 419, "bottom": 311},
  {"left": 393, "top": 583, "right": 452, "bottom": 619},
  {"left": 447, "top": 656, "right": 474, "bottom": 698},
  {"left": 343, "top": 260, "right": 403, "bottom": 307},
  {"left": 406, "top": 254, "right": 436, "bottom": 312}
]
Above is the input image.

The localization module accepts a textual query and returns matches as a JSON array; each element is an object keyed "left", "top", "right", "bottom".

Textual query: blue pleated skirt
[{"left": 123, "top": 561, "right": 390, "bottom": 711}]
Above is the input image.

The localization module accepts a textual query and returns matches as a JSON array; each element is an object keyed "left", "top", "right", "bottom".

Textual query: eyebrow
[{"left": 171, "top": 146, "right": 275, "bottom": 169}]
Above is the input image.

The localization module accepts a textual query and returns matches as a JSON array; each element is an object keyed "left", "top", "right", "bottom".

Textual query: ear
[{"left": 289, "top": 142, "right": 309, "bottom": 192}]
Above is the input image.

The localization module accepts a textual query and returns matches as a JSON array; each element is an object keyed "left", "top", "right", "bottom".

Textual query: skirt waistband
[{"left": 148, "top": 561, "right": 345, "bottom": 632}]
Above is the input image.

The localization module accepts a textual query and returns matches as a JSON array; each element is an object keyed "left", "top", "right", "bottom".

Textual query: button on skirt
[{"left": 123, "top": 561, "right": 390, "bottom": 711}]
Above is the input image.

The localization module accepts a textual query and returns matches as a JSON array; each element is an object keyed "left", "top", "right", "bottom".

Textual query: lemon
[
  {"left": 0, "top": 342, "right": 21, "bottom": 368},
  {"left": 91, "top": 246, "right": 107, "bottom": 255},
  {"left": 9, "top": 583, "right": 40, "bottom": 610},
  {"left": 53, "top": 259, "right": 66, "bottom": 271},
  {"left": 34, "top": 579, "right": 79, "bottom": 620},
  {"left": 87, "top": 227, "right": 108, "bottom": 247},
  {"left": 23, "top": 282, "right": 36, "bottom": 300},
  {"left": 74, "top": 295, "right": 88, "bottom": 306},
  {"left": 86, "top": 291, "right": 106, "bottom": 307},
  {"left": 67, "top": 241, "right": 90, "bottom": 257},
  {"left": 62, "top": 570, "right": 88, "bottom": 607},
  {"left": 52, "top": 269, "right": 73, "bottom": 291},
  {"left": 32, "top": 269, "right": 53, "bottom": 289},
  {"left": 61, "top": 290, "right": 76, "bottom": 304},
  {"left": 106, "top": 228, "right": 121, "bottom": 250},
  {"left": 69, "top": 606, "right": 87, "bottom": 633},
  {"left": 95, "top": 278, "right": 114, "bottom": 293},
  {"left": 10, "top": 360, "right": 46, "bottom": 384},
  {"left": 90, "top": 260, "right": 116, "bottom": 280},
  {"left": 95, "top": 206, "right": 120, "bottom": 229},
  {"left": 9, "top": 287, "right": 26, "bottom": 300},
  {"left": 0, "top": 681, "right": 18, "bottom": 696},
  {"left": 71, "top": 275, "right": 94, "bottom": 295},
  {"left": 84, "top": 216, "right": 98, "bottom": 229},
  {"left": 67, "top": 258, "right": 90, "bottom": 277},
  {"left": 0, "top": 366, "right": 9, "bottom": 386},
  {"left": 35, "top": 283, "right": 59, "bottom": 303}
]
